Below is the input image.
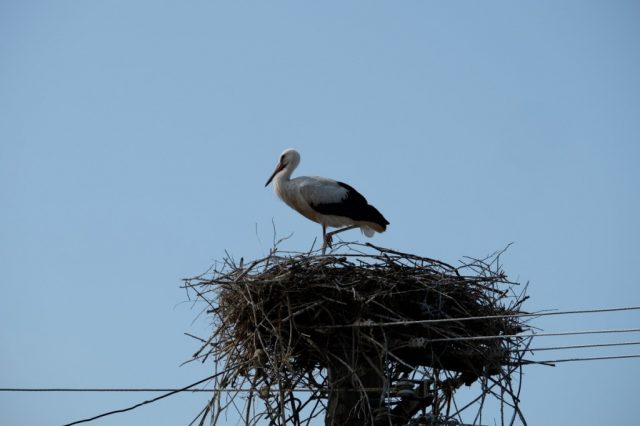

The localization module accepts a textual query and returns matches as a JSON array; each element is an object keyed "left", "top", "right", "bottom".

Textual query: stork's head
[{"left": 265, "top": 148, "right": 300, "bottom": 186}]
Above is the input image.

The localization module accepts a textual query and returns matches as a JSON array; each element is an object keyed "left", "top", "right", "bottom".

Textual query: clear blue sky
[{"left": 2, "top": 1, "right": 639, "bottom": 425}]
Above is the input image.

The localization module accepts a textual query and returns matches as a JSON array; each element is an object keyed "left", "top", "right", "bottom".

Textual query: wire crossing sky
[{"left": 2, "top": 1, "right": 639, "bottom": 425}]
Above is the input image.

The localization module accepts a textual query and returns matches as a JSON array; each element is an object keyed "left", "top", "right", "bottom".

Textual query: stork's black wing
[{"left": 311, "top": 182, "right": 389, "bottom": 229}]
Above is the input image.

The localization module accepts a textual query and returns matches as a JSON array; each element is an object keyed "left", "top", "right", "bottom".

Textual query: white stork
[{"left": 265, "top": 148, "right": 389, "bottom": 251}]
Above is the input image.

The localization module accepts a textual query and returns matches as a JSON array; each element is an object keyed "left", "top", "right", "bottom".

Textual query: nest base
[{"left": 184, "top": 243, "right": 530, "bottom": 426}]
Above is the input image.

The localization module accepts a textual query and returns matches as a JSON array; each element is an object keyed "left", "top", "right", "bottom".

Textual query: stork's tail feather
[
  {"left": 362, "top": 204, "right": 389, "bottom": 232},
  {"left": 356, "top": 205, "right": 389, "bottom": 236},
  {"left": 361, "top": 226, "right": 375, "bottom": 238}
]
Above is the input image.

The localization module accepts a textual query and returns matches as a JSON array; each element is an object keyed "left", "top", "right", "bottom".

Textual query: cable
[
  {"left": 0, "top": 387, "right": 316, "bottom": 393},
  {"left": 60, "top": 374, "right": 217, "bottom": 426},
  {"left": 6, "top": 340, "right": 640, "bottom": 395},
  {"left": 10, "top": 303, "right": 640, "bottom": 424},
  {"left": 7, "top": 340, "right": 640, "bottom": 395},
  {"left": 0, "top": 388, "right": 214, "bottom": 393},
  {"left": 3, "top": 352, "right": 639, "bottom": 426},
  {"left": 527, "top": 354, "right": 640, "bottom": 364},
  {"left": 0, "top": 387, "right": 364, "bottom": 393},
  {"left": 2, "top": 348, "right": 639, "bottom": 397},
  {"left": 319, "top": 305, "right": 640, "bottom": 329},
  {"left": 526, "top": 340, "right": 640, "bottom": 352},
  {"left": 407, "top": 327, "right": 640, "bottom": 345},
  {"left": 4, "top": 340, "right": 640, "bottom": 394}
]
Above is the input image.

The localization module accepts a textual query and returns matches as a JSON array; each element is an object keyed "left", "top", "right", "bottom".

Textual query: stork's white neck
[
  {"left": 275, "top": 158, "right": 299, "bottom": 183},
  {"left": 273, "top": 162, "right": 293, "bottom": 192},
  {"left": 270, "top": 149, "right": 301, "bottom": 203}
]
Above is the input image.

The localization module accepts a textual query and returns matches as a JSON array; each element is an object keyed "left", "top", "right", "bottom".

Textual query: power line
[
  {"left": 4, "top": 351, "right": 637, "bottom": 426},
  {"left": 319, "top": 305, "right": 640, "bottom": 329},
  {"left": 0, "top": 387, "right": 368, "bottom": 393},
  {"left": 526, "top": 340, "right": 640, "bottom": 352},
  {"left": 408, "top": 327, "right": 640, "bottom": 345},
  {"left": 6, "top": 351, "right": 640, "bottom": 397},
  {"left": 6, "top": 342, "right": 640, "bottom": 395},
  {"left": 4, "top": 340, "right": 640, "bottom": 395},
  {"left": 60, "top": 374, "right": 217, "bottom": 426},
  {"left": 527, "top": 354, "right": 640, "bottom": 364},
  {"left": 10, "top": 303, "right": 640, "bottom": 425},
  {"left": 0, "top": 388, "right": 214, "bottom": 393},
  {"left": 4, "top": 350, "right": 640, "bottom": 397},
  {"left": 4, "top": 337, "right": 639, "bottom": 397}
]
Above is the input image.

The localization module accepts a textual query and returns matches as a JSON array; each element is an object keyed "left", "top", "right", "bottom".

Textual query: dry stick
[
  {"left": 500, "top": 375, "right": 506, "bottom": 426},
  {"left": 282, "top": 300, "right": 324, "bottom": 322},
  {"left": 441, "top": 371, "right": 458, "bottom": 421},
  {"left": 277, "top": 369, "right": 287, "bottom": 425},
  {"left": 222, "top": 284, "right": 265, "bottom": 423},
  {"left": 482, "top": 364, "right": 520, "bottom": 425},
  {"left": 508, "top": 340, "right": 528, "bottom": 426},
  {"left": 283, "top": 374, "right": 314, "bottom": 424},
  {"left": 261, "top": 386, "right": 280, "bottom": 426},
  {"left": 364, "top": 242, "right": 461, "bottom": 274},
  {"left": 503, "top": 343, "right": 518, "bottom": 426},
  {"left": 187, "top": 399, "right": 209, "bottom": 426},
  {"left": 197, "top": 398, "right": 214, "bottom": 426},
  {"left": 245, "top": 375, "right": 258, "bottom": 426},
  {"left": 472, "top": 375, "right": 489, "bottom": 425},
  {"left": 303, "top": 390, "right": 326, "bottom": 426},
  {"left": 214, "top": 378, "right": 241, "bottom": 424},
  {"left": 513, "top": 357, "right": 526, "bottom": 425},
  {"left": 442, "top": 372, "right": 466, "bottom": 426},
  {"left": 286, "top": 381, "right": 301, "bottom": 425},
  {"left": 278, "top": 306, "right": 300, "bottom": 425},
  {"left": 448, "top": 358, "right": 523, "bottom": 421},
  {"left": 228, "top": 387, "right": 249, "bottom": 423},
  {"left": 359, "top": 333, "right": 415, "bottom": 375}
]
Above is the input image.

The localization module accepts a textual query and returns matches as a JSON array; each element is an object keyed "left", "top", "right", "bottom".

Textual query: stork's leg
[
  {"left": 322, "top": 225, "right": 359, "bottom": 253},
  {"left": 325, "top": 225, "right": 359, "bottom": 244},
  {"left": 322, "top": 224, "right": 328, "bottom": 254}
]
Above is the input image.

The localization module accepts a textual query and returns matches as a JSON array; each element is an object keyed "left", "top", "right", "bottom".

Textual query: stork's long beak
[{"left": 265, "top": 162, "right": 285, "bottom": 187}]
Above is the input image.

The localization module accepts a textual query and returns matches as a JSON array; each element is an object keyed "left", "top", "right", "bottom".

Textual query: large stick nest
[{"left": 184, "top": 243, "right": 530, "bottom": 426}]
